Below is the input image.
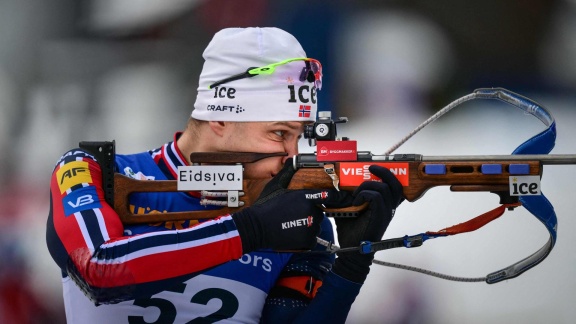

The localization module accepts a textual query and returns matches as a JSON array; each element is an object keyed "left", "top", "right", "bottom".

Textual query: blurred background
[{"left": 1, "top": 0, "right": 575, "bottom": 323}]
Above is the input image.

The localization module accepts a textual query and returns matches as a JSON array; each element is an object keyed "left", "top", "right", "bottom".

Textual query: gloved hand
[
  {"left": 332, "top": 165, "right": 404, "bottom": 283},
  {"left": 232, "top": 158, "right": 353, "bottom": 253}
]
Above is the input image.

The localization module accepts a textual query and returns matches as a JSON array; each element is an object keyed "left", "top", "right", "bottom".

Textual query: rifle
[
  {"left": 80, "top": 88, "right": 576, "bottom": 283},
  {"left": 102, "top": 151, "right": 573, "bottom": 223}
]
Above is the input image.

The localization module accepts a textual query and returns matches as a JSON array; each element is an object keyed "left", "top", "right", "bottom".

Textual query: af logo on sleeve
[{"left": 57, "top": 161, "right": 93, "bottom": 193}]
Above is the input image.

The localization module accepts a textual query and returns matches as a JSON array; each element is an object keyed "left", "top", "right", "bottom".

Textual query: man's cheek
[{"left": 244, "top": 160, "right": 278, "bottom": 179}]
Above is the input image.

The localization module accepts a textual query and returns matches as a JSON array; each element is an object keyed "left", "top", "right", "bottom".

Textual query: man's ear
[{"left": 208, "top": 121, "right": 228, "bottom": 137}]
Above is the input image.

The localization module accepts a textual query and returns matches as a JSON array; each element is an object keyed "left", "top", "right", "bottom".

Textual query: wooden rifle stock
[
  {"left": 114, "top": 174, "right": 268, "bottom": 224},
  {"left": 113, "top": 152, "right": 364, "bottom": 225},
  {"left": 114, "top": 169, "right": 364, "bottom": 225},
  {"left": 112, "top": 152, "right": 576, "bottom": 225}
]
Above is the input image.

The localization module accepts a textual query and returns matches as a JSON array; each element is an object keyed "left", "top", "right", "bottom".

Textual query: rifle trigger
[{"left": 324, "top": 163, "right": 340, "bottom": 191}]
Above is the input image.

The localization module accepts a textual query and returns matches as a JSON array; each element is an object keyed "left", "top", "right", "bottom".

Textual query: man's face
[{"left": 222, "top": 121, "right": 306, "bottom": 179}]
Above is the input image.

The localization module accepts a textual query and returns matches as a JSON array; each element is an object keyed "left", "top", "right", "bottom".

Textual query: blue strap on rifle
[
  {"left": 364, "top": 88, "right": 558, "bottom": 283},
  {"left": 476, "top": 88, "right": 557, "bottom": 283}
]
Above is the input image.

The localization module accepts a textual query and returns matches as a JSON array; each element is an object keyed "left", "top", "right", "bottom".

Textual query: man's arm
[{"left": 47, "top": 149, "right": 245, "bottom": 304}]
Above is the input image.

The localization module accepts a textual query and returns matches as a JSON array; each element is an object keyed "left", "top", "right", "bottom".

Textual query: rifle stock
[
  {"left": 114, "top": 172, "right": 364, "bottom": 225},
  {"left": 113, "top": 152, "right": 576, "bottom": 225},
  {"left": 114, "top": 174, "right": 267, "bottom": 224}
]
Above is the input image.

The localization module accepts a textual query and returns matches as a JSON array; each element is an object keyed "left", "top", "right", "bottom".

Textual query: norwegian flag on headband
[{"left": 299, "top": 105, "right": 311, "bottom": 118}]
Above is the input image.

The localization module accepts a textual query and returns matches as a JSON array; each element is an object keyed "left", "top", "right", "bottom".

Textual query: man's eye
[{"left": 274, "top": 130, "right": 285, "bottom": 137}]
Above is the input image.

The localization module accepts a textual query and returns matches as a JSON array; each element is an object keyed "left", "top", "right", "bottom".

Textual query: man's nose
[{"left": 281, "top": 139, "right": 299, "bottom": 164}]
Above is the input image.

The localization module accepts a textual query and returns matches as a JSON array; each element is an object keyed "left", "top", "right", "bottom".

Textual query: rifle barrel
[
  {"left": 369, "top": 153, "right": 576, "bottom": 165},
  {"left": 418, "top": 154, "right": 576, "bottom": 165},
  {"left": 296, "top": 153, "right": 576, "bottom": 166}
]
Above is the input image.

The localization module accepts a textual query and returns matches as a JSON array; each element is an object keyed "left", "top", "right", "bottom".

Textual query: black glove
[
  {"left": 332, "top": 165, "right": 404, "bottom": 283},
  {"left": 232, "top": 159, "right": 353, "bottom": 253}
]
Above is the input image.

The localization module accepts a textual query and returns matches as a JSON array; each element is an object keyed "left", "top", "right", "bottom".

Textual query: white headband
[{"left": 192, "top": 27, "right": 320, "bottom": 122}]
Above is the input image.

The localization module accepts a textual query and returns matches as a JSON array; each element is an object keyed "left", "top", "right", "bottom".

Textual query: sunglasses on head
[{"left": 209, "top": 57, "right": 322, "bottom": 90}]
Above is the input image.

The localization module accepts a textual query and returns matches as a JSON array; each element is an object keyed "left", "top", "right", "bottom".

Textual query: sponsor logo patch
[
  {"left": 177, "top": 165, "right": 243, "bottom": 191},
  {"left": 281, "top": 216, "right": 313, "bottom": 229},
  {"left": 317, "top": 140, "right": 358, "bottom": 161},
  {"left": 62, "top": 186, "right": 101, "bottom": 216},
  {"left": 339, "top": 162, "right": 409, "bottom": 186},
  {"left": 124, "top": 167, "right": 155, "bottom": 180},
  {"left": 288, "top": 85, "right": 317, "bottom": 104},
  {"left": 56, "top": 161, "right": 92, "bottom": 193},
  {"left": 509, "top": 175, "right": 541, "bottom": 196},
  {"left": 206, "top": 104, "right": 245, "bottom": 114},
  {"left": 305, "top": 191, "right": 328, "bottom": 199}
]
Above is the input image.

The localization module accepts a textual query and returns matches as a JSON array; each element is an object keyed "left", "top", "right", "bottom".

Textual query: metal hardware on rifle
[
  {"left": 323, "top": 163, "right": 340, "bottom": 191},
  {"left": 199, "top": 190, "right": 246, "bottom": 208},
  {"left": 303, "top": 111, "right": 348, "bottom": 146},
  {"left": 79, "top": 141, "right": 115, "bottom": 206}
]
